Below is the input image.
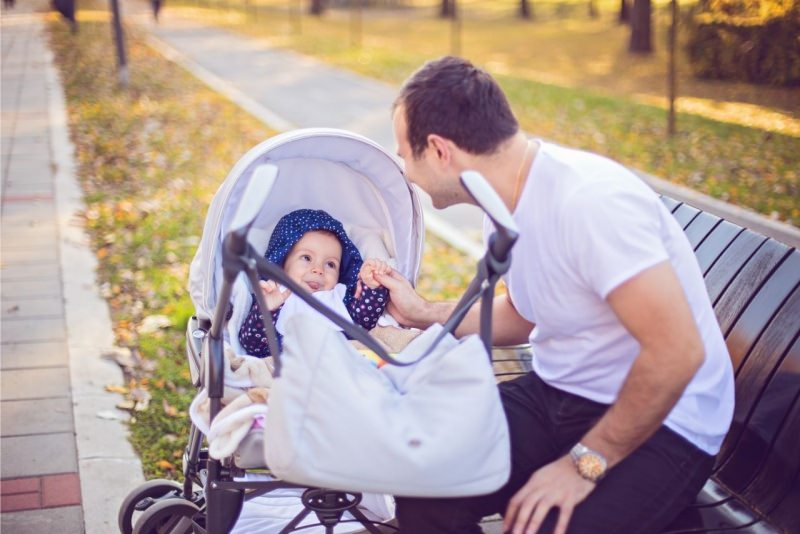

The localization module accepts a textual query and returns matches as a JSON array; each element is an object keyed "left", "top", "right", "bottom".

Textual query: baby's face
[{"left": 284, "top": 231, "right": 342, "bottom": 293}]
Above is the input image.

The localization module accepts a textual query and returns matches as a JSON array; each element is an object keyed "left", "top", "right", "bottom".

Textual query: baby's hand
[
  {"left": 355, "top": 258, "right": 391, "bottom": 299},
  {"left": 258, "top": 280, "right": 291, "bottom": 311}
]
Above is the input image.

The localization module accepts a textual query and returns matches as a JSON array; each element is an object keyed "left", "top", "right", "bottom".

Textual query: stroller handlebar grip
[{"left": 460, "top": 170, "right": 519, "bottom": 263}]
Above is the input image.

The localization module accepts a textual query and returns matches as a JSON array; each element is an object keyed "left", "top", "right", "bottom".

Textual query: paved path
[
  {"left": 1, "top": 3, "right": 143, "bottom": 532},
  {"left": 132, "top": 2, "right": 489, "bottom": 258},
  {"left": 131, "top": 0, "right": 799, "bottom": 249}
]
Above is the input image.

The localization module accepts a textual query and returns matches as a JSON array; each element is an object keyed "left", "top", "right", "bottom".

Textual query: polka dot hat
[{"left": 265, "top": 209, "right": 363, "bottom": 306}]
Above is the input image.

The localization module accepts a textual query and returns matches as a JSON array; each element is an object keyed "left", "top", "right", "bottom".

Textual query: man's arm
[
  {"left": 374, "top": 270, "right": 533, "bottom": 345},
  {"left": 504, "top": 261, "right": 706, "bottom": 534},
  {"left": 581, "top": 260, "right": 705, "bottom": 466}
]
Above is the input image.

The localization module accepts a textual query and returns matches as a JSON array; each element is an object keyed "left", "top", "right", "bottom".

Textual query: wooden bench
[
  {"left": 655, "top": 196, "right": 799, "bottom": 534},
  {"left": 489, "top": 194, "right": 799, "bottom": 533}
]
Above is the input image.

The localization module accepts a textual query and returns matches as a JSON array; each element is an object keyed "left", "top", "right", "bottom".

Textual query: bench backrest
[{"left": 661, "top": 196, "right": 800, "bottom": 532}]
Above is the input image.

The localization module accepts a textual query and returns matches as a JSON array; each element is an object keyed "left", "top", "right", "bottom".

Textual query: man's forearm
[{"left": 451, "top": 294, "right": 533, "bottom": 344}]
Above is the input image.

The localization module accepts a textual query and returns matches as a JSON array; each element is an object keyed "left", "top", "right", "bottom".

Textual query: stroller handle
[{"left": 460, "top": 170, "right": 519, "bottom": 264}]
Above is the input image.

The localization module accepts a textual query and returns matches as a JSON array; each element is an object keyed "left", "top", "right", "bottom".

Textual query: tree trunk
[
  {"left": 628, "top": 0, "right": 652, "bottom": 53},
  {"left": 619, "top": 0, "right": 630, "bottom": 23},
  {"left": 667, "top": 0, "right": 677, "bottom": 136},
  {"left": 519, "top": 0, "right": 532, "bottom": 19},
  {"left": 440, "top": 0, "right": 455, "bottom": 18},
  {"left": 309, "top": 0, "right": 325, "bottom": 16},
  {"left": 588, "top": 0, "right": 598, "bottom": 18}
]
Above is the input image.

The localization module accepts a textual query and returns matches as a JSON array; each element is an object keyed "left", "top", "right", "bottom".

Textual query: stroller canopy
[{"left": 189, "top": 128, "right": 424, "bottom": 322}]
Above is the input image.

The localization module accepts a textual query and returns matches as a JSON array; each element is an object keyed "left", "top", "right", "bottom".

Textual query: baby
[{"left": 239, "top": 209, "right": 391, "bottom": 357}]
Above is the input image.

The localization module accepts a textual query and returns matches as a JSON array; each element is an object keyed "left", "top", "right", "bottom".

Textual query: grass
[
  {"left": 166, "top": 0, "right": 799, "bottom": 225},
  {"left": 47, "top": 9, "right": 475, "bottom": 479}
]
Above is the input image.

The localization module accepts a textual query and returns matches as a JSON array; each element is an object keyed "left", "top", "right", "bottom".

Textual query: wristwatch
[{"left": 569, "top": 443, "right": 608, "bottom": 482}]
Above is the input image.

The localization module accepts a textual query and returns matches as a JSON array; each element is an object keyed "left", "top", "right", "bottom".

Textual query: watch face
[{"left": 577, "top": 453, "right": 605, "bottom": 481}]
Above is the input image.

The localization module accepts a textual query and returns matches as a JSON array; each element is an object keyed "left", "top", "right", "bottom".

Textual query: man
[{"left": 374, "top": 56, "right": 734, "bottom": 534}]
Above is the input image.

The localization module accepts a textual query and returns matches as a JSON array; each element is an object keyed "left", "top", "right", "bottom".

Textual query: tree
[
  {"left": 629, "top": 0, "right": 653, "bottom": 53},
  {"left": 619, "top": 0, "right": 630, "bottom": 23},
  {"left": 588, "top": 0, "right": 598, "bottom": 18},
  {"left": 519, "top": 0, "right": 532, "bottom": 19},
  {"left": 440, "top": 0, "right": 455, "bottom": 18},
  {"left": 53, "top": 0, "right": 77, "bottom": 32},
  {"left": 309, "top": 0, "right": 326, "bottom": 16}
]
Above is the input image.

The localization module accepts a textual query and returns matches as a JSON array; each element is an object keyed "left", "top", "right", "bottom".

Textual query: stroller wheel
[
  {"left": 118, "top": 479, "right": 183, "bottom": 534},
  {"left": 132, "top": 498, "right": 200, "bottom": 534}
]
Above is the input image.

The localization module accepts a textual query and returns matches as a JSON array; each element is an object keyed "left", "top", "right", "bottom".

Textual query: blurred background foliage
[
  {"left": 163, "top": 0, "right": 799, "bottom": 224},
  {"left": 688, "top": 0, "right": 799, "bottom": 85}
]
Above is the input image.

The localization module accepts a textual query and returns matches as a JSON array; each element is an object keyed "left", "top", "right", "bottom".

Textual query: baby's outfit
[
  {"left": 238, "top": 209, "right": 389, "bottom": 358},
  {"left": 239, "top": 282, "right": 388, "bottom": 357}
]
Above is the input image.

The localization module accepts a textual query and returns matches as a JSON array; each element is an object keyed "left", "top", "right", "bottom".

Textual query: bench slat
[
  {"left": 713, "top": 239, "right": 790, "bottom": 335},
  {"left": 705, "top": 230, "right": 767, "bottom": 304},
  {"left": 725, "top": 251, "right": 800, "bottom": 373},
  {"left": 714, "top": 286, "right": 800, "bottom": 485},
  {"left": 684, "top": 212, "right": 722, "bottom": 250},
  {"left": 661, "top": 196, "right": 682, "bottom": 213},
  {"left": 695, "top": 221, "right": 743, "bottom": 275},
  {"left": 673, "top": 204, "right": 702, "bottom": 228}
]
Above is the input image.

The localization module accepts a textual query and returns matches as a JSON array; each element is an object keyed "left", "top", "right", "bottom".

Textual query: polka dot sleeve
[
  {"left": 238, "top": 295, "right": 283, "bottom": 358},
  {"left": 347, "top": 283, "right": 390, "bottom": 331}
]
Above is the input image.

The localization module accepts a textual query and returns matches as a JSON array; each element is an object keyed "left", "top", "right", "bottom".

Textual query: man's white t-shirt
[{"left": 484, "top": 141, "right": 735, "bottom": 454}]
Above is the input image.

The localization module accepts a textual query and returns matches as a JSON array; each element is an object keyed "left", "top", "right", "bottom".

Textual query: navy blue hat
[{"left": 265, "top": 209, "right": 363, "bottom": 305}]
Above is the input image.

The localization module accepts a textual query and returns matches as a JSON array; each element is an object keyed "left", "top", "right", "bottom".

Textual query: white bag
[{"left": 263, "top": 315, "right": 511, "bottom": 497}]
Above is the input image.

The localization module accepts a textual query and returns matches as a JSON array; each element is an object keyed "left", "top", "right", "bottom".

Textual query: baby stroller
[{"left": 118, "top": 128, "right": 528, "bottom": 534}]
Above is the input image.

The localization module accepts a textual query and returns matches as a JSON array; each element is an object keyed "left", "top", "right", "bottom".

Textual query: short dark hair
[{"left": 395, "top": 56, "right": 519, "bottom": 158}]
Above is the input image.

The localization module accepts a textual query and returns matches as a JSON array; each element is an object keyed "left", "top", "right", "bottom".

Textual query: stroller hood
[{"left": 189, "top": 128, "right": 424, "bottom": 322}]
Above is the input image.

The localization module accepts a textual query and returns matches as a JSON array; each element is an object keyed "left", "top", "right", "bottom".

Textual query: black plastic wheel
[
  {"left": 118, "top": 479, "right": 183, "bottom": 534},
  {"left": 132, "top": 498, "right": 200, "bottom": 534}
]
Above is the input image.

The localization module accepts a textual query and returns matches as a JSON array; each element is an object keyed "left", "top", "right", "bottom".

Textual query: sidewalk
[{"left": 1, "top": 3, "right": 143, "bottom": 533}]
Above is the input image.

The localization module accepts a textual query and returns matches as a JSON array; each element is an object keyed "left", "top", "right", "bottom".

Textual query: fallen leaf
[
  {"left": 162, "top": 399, "right": 178, "bottom": 417},
  {"left": 156, "top": 460, "right": 175, "bottom": 470},
  {"left": 139, "top": 314, "right": 172, "bottom": 334},
  {"left": 130, "top": 388, "right": 152, "bottom": 402},
  {"left": 104, "top": 348, "right": 138, "bottom": 369}
]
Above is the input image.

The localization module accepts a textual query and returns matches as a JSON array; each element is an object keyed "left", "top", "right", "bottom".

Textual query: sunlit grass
[{"left": 161, "top": 1, "right": 799, "bottom": 224}]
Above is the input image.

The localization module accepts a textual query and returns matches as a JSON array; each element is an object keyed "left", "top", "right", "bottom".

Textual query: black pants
[{"left": 396, "top": 373, "right": 714, "bottom": 534}]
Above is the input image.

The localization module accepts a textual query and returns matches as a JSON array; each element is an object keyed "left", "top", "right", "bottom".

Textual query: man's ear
[{"left": 426, "top": 134, "right": 451, "bottom": 166}]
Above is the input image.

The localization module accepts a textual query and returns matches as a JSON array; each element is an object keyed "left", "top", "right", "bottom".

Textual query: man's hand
[
  {"left": 504, "top": 455, "right": 595, "bottom": 534},
  {"left": 373, "top": 269, "right": 438, "bottom": 328},
  {"left": 259, "top": 280, "right": 291, "bottom": 311}
]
